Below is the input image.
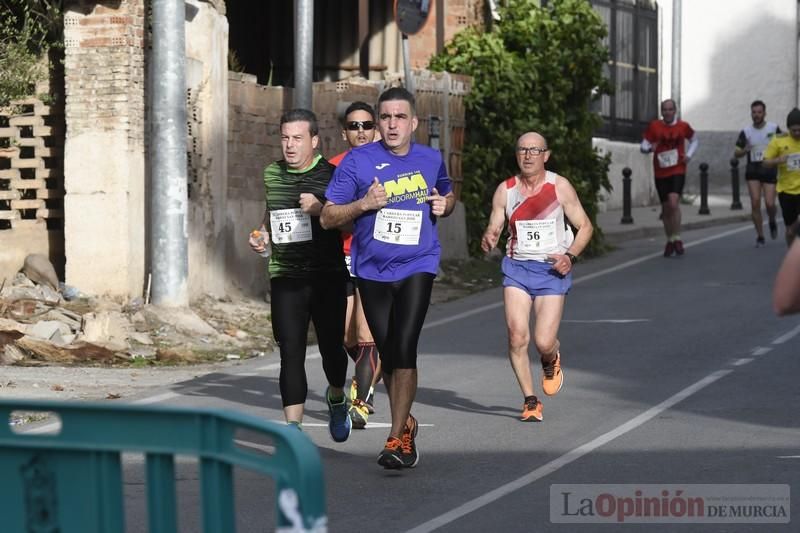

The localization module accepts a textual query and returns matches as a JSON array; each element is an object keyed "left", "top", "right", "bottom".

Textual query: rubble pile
[{"left": 0, "top": 257, "right": 275, "bottom": 367}]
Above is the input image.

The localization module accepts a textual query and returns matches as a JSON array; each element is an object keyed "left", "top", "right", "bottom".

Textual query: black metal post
[
  {"left": 698, "top": 162, "right": 710, "bottom": 215},
  {"left": 730, "top": 157, "right": 742, "bottom": 210},
  {"left": 621, "top": 167, "right": 633, "bottom": 224}
]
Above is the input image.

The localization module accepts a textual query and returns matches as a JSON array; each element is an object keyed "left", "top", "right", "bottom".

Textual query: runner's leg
[
  {"left": 310, "top": 275, "right": 348, "bottom": 395},
  {"left": 747, "top": 179, "right": 764, "bottom": 239},
  {"left": 533, "top": 294, "right": 565, "bottom": 363},
  {"left": 504, "top": 286, "right": 535, "bottom": 397},
  {"left": 271, "top": 277, "right": 312, "bottom": 423}
]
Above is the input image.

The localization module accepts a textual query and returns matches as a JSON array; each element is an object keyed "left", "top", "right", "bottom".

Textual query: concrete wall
[
  {"left": 63, "top": 0, "right": 147, "bottom": 298},
  {"left": 62, "top": 0, "right": 229, "bottom": 300},
  {"left": 185, "top": 0, "right": 229, "bottom": 300},
  {"left": 593, "top": 138, "right": 655, "bottom": 210}
]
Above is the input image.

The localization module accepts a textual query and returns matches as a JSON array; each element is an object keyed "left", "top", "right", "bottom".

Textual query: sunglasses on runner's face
[{"left": 346, "top": 120, "right": 375, "bottom": 131}]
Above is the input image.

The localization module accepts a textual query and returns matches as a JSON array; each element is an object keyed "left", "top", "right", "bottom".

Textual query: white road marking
[
  {"left": 562, "top": 319, "right": 650, "bottom": 324},
  {"left": 772, "top": 323, "right": 800, "bottom": 345},
  {"left": 406, "top": 370, "right": 733, "bottom": 533},
  {"left": 751, "top": 346, "right": 772, "bottom": 356},
  {"left": 293, "top": 422, "right": 433, "bottom": 429},
  {"left": 134, "top": 392, "right": 179, "bottom": 404},
  {"left": 777, "top": 456, "right": 800, "bottom": 460},
  {"left": 731, "top": 358, "right": 753, "bottom": 366},
  {"left": 424, "top": 224, "right": 753, "bottom": 331}
]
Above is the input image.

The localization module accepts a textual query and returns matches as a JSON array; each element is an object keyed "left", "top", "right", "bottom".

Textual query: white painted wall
[
  {"left": 680, "top": 0, "right": 797, "bottom": 131},
  {"left": 604, "top": 0, "right": 799, "bottom": 204}
]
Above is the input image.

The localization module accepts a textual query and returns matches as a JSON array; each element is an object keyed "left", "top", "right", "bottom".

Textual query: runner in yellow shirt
[{"left": 763, "top": 108, "right": 800, "bottom": 246}]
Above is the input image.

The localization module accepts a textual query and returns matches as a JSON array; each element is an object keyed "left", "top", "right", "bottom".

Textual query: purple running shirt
[{"left": 325, "top": 142, "right": 452, "bottom": 282}]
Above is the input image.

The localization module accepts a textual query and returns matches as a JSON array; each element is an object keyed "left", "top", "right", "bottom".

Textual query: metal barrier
[{"left": 0, "top": 400, "right": 326, "bottom": 533}]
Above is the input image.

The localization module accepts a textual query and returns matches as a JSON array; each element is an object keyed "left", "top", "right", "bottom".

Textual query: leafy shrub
[
  {"left": 0, "top": 0, "right": 63, "bottom": 108},
  {"left": 429, "top": 0, "right": 612, "bottom": 256}
]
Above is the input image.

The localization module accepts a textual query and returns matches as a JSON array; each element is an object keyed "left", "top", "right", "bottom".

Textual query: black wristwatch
[{"left": 565, "top": 252, "right": 578, "bottom": 265}]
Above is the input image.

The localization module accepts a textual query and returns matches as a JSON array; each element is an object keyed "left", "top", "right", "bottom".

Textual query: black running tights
[
  {"left": 270, "top": 276, "right": 347, "bottom": 406},
  {"left": 356, "top": 272, "right": 434, "bottom": 375}
]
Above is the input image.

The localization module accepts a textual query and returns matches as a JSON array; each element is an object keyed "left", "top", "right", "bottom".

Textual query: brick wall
[
  {"left": 227, "top": 73, "right": 288, "bottom": 202},
  {"left": 410, "top": 0, "right": 485, "bottom": 69},
  {"left": 62, "top": 0, "right": 147, "bottom": 297},
  {"left": 64, "top": 1, "right": 146, "bottom": 147}
]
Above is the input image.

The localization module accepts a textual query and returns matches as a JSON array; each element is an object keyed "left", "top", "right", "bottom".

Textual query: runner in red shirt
[
  {"left": 641, "top": 99, "right": 699, "bottom": 257},
  {"left": 329, "top": 101, "right": 382, "bottom": 429}
]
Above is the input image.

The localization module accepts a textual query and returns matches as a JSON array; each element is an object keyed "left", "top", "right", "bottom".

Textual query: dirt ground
[{"left": 0, "top": 257, "right": 502, "bottom": 403}]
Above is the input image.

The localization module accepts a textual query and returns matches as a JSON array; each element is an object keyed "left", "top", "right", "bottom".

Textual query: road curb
[{"left": 601, "top": 212, "right": 752, "bottom": 246}]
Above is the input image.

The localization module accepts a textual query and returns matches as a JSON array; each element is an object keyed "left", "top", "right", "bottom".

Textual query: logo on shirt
[
  {"left": 384, "top": 171, "right": 429, "bottom": 205},
  {"left": 375, "top": 163, "right": 390, "bottom": 170}
]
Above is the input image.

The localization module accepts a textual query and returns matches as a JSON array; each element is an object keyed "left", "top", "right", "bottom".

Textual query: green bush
[
  {"left": 0, "top": 0, "right": 63, "bottom": 109},
  {"left": 429, "top": 0, "right": 612, "bottom": 256}
]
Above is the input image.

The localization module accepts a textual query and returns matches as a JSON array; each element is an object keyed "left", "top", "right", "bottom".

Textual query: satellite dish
[{"left": 394, "top": 0, "right": 431, "bottom": 36}]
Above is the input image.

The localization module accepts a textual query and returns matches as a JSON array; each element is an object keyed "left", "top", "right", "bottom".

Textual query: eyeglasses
[
  {"left": 346, "top": 120, "right": 375, "bottom": 131},
  {"left": 516, "top": 146, "right": 548, "bottom": 156}
]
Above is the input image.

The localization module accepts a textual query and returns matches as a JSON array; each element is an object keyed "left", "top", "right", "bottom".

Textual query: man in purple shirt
[{"left": 321, "top": 87, "right": 455, "bottom": 470}]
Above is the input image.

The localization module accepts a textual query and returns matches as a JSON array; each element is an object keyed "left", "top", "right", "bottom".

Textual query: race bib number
[
  {"left": 373, "top": 209, "right": 422, "bottom": 246},
  {"left": 516, "top": 219, "right": 557, "bottom": 252},
  {"left": 657, "top": 149, "right": 679, "bottom": 168},
  {"left": 270, "top": 208, "right": 312, "bottom": 244},
  {"left": 787, "top": 154, "right": 800, "bottom": 171},
  {"left": 751, "top": 145, "right": 766, "bottom": 163}
]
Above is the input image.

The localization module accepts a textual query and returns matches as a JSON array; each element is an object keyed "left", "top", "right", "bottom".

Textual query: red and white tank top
[{"left": 505, "top": 171, "right": 574, "bottom": 261}]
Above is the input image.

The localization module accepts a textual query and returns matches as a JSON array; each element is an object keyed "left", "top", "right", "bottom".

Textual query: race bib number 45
[
  {"left": 270, "top": 208, "right": 312, "bottom": 244},
  {"left": 373, "top": 208, "right": 422, "bottom": 245},
  {"left": 515, "top": 219, "right": 557, "bottom": 252}
]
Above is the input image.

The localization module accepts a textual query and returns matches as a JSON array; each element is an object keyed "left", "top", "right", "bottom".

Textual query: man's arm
[
  {"left": 773, "top": 239, "right": 800, "bottom": 316},
  {"left": 426, "top": 188, "right": 456, "bottom": 217},
  {"left": 685, "top": 134, "right": 699, "bottom": 160},
  {"left": 550, "top": 176, "right": 593, "bottom": 275},
  {"left": 762, "top": 139, "right": 785, "bottom": 168},
  {"left": 733, "top": 130, "right": 749, "bottom": 159},
  {"left": 481, "top": 183, "right": 507, "bottom": 253},
  {"left": 320, "top": 177, "right": 387, "bottom": 229}
]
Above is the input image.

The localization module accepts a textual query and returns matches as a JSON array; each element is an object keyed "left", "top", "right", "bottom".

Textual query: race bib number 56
[
  {"left": 515, "top": 219, "right": 557, "bottom": 252},
  {"left": 373, "top": 208, "right": 422, "bottom": 245}
]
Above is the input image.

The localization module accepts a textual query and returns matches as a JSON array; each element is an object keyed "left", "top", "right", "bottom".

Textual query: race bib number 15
[{"left": 373, "top": 208, "right": 423, "bottom": 245}]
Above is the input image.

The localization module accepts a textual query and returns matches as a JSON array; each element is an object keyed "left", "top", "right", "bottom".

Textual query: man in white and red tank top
[{"left": 481, "top": 132, "right": 593, "bottom": 422}]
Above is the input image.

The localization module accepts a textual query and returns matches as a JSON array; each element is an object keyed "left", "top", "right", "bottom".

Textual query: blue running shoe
[{"left": 327, "top": 387, "right": 351, "bottom": 442}]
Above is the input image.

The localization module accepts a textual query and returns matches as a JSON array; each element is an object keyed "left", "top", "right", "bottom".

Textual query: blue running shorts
[{"left": 501, "top": 256, "right": 571, "bottom": 297}]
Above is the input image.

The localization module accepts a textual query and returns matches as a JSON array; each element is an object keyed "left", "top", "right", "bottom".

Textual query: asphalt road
[{"left": 120, "top": 220, "right": 799, "bottom": 532}]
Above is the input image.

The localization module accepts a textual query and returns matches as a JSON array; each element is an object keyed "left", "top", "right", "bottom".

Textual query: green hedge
[{"left": 429, "top": 0, "right": 612, "bottom": 256}]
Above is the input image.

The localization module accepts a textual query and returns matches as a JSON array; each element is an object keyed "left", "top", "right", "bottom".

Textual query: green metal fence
[{"left": 0, "top": 400, "right": 326, "bottom": 532}]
